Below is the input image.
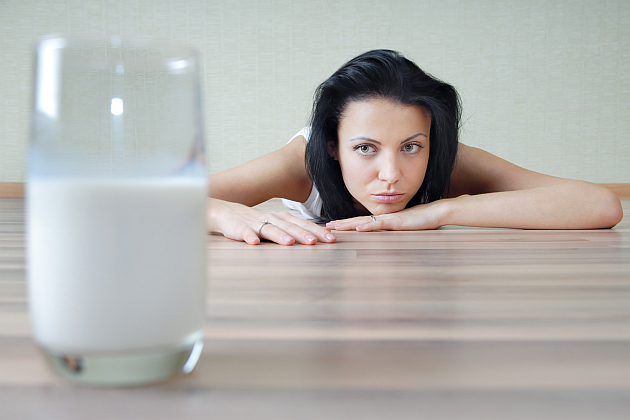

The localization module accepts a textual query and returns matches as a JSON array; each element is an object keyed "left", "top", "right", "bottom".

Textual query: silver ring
[
  {"left": 371, "top": 215, "right": 377, "bottom": 222},
  {"left": 258, "top": 220, "right": 270, "bottom": 236}
]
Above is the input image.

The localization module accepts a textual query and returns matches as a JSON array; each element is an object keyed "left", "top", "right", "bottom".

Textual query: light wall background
[{"left": 1, "top": 0, "right": 629, "bottom": 183}]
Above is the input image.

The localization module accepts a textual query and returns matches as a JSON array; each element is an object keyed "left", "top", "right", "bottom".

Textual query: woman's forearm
[{"left": 441, "top": 181, "right": 623, "bottom": 229}]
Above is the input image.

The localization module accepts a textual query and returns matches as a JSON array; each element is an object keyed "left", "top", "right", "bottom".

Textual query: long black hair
[{"left": 305, "top": 49, "right": 461, "bottom": 221}]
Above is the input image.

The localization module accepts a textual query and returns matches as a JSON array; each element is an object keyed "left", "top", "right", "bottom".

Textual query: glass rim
[{"left": 36, "top": 33, "right": 199, "bottom": 67}]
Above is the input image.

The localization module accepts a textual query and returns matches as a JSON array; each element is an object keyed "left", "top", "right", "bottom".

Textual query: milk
[{"left": 27, "top": 177, "right": 207, "bottom": 354}]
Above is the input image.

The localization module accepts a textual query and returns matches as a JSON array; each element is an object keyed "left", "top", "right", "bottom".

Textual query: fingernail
[
  {"left": 305, "top": 234, "right": 316, "bottom": 242},
  {"left": 326, "top": 234, "right": 336, "bottom": 241},
  {"left": 283, "top": 235, "right": 293, "bottom": 243}
]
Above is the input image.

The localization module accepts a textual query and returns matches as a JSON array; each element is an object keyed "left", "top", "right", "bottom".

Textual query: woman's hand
[
  {"left": 326, "top": 199, "right": 454, "bottom": 232},
  {"left": 207, "top": 198, "right": 336, "bottom": 245}
]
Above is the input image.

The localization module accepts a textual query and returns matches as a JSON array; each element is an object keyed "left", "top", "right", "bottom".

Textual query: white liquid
[{"left": 27, "top": 177, "right": 207, "bottom": 353}]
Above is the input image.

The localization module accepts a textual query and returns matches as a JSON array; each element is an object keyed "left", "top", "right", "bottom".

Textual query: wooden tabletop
[{"left": 1, "top": 198, "right": 629, "bottom": 419}]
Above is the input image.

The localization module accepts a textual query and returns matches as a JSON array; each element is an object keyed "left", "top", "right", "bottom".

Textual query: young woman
[{"left": 207, "top": 50, "right": 623, "bottom": 246}]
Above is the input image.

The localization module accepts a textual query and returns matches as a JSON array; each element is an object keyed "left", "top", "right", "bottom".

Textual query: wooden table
[{"left": 1, "top": 198, "right": 629, "bottom": 419}]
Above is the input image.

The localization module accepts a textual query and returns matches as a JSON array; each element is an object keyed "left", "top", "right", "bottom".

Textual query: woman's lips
[{"left": 372, "top": 193, "right": 404, "bottom": 203}]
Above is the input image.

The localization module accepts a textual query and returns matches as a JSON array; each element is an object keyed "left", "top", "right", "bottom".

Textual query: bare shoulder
[
  {"left": 210, "top": 135, "right": 312, "bottom": 206},
  {"left": 273, "top": 135, "right": 312, "bottom": 199},
  {"left": 280, "top": 134, "right": 308, "bottom": 163},
  {"left": 447, "top": 143, "right": 563, "bottom": 197}
]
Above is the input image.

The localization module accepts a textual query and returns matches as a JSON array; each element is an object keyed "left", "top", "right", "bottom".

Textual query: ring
[
  {"left": 371, "top": 215, "right": 377, "bottom": 222},
  {"left": 258, "top": 220, "right": 270, "bottom": 236}
]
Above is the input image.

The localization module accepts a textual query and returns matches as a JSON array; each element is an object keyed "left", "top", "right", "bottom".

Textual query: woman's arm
[
  {"left": 209, "top": 135, "right": 312, "bottom": 206},
  {"left": 208, "top": 136, "right": 336, "bottom": 245},
  {"left": 327, "top": 144, "right": 623, "bottom": 231}
]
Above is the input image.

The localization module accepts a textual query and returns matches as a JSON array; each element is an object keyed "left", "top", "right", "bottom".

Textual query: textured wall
[{"left": 1, "top": 0, "right": 629, "bottom": 182}]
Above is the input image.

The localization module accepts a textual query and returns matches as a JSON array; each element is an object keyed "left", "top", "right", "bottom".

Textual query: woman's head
[{"left": 306, "top": 49, "right": 461, "bottom": 221}]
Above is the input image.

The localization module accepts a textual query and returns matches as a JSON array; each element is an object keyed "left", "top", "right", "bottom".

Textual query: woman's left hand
[{"left": 325, "top": 199, "right": 454, "bottom": 232}]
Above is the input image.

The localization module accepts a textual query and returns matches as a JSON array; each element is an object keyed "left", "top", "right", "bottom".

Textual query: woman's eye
[
  {"left": 356, "top": 144, "right": 375, "bottom": 154},
  {"left": 403, "top": 143, "right": 421, "bottom": 153}
]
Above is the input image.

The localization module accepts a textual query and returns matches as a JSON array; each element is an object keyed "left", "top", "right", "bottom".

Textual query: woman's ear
[{"left": 327, "top": 141, "right": 338, "bottom": 160}]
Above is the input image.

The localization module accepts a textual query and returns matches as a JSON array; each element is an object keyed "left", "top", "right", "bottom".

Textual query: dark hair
[{"left": 305, "top": 49, "right": 461, "bottom": 221}]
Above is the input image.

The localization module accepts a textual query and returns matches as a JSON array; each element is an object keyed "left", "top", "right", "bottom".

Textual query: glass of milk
[{"left": 27, "top": 35, "right": 207, "bottom": 386}]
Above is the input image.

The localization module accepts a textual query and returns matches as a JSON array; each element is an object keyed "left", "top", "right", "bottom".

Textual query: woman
[{"left": 208, "top": 50, "right": 623, "bottom": 245}]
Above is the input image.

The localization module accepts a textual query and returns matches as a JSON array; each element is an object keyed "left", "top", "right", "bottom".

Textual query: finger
[
  {"left": 326, "top": 216, "right": 375, "bottom": 231},
  {"left": 273, "top": 213, "right": 336, "bottom": 243},
  {"left": 355, "top": 215, "right": 403, "bottom": 232},
  {"left": 302, "top": 224, "right": 336, "bottom": 243},
  {"left": 258, "top": 222, "right": 296, "bottom": 246},
  {"left": 273, "top": 220, "right": 334, "bottom": 245},
  {"left": 355, "top": 220, "right": 384, "bottom": 231},
  {"left": 264, "top": 218, "right": 320, "bottom": 245},
  {"left": 242, "top": 227, "right": 261, "bottom": 245}
]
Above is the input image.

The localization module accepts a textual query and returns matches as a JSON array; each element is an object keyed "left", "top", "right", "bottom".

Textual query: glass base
[{"left": 40, "top": 340, "right": 203, "bottom": 386}]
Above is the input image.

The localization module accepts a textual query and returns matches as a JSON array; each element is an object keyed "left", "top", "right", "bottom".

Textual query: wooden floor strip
[{"left": 0, "top": 184, "right": 24, "bottom": 199}]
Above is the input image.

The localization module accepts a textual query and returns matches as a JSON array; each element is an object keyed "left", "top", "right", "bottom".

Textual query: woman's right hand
[{"left": 207, "top": 198, "right": 336, "bottom": 246}]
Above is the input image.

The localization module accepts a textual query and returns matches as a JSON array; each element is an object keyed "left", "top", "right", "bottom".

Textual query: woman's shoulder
[
  {"left": 449, "top": 143, "right": 564, "bottom": 197},
  {"left": 269, "top": 129, "right": 312, "bottom": 203},
  {"left": 449, "top": 143, "right": 512, "bottom": 196}
]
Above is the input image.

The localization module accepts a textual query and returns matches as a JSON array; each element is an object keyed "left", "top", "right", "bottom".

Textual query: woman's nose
[{"left": 378, "top": 155, "right": 401, "bottom": 184}]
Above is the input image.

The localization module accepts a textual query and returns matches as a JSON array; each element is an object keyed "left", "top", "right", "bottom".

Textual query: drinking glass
[{"left": 27, "top": 35, "right": 207, "bottom": 386}]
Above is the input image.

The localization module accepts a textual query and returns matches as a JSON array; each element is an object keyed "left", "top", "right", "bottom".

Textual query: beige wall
[{"left": 1, "top": 0, "right": 629, "bottom": 182}]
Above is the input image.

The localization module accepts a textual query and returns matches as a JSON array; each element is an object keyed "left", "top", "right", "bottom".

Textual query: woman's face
[{"left": 330, "top": 98, "right": 431, "bottom": 216}]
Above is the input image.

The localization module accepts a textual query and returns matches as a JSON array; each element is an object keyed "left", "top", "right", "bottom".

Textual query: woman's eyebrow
[
  {"left": 348, "top": 136, "right": 381, "bottom": 145},
  {"left": 348, "top": 132, "right": 427, "bottom": 144},
  {"left": 400, "top": 132, "right": 428, "bottom": 144}
]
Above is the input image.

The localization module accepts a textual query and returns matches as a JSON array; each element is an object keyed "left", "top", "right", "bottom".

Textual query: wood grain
[
  {"left": 0, "top": 183, "right": 24, "bottom": 199},
  {"left": 1, "top": 197, "right": 629, "bottom": 419}
]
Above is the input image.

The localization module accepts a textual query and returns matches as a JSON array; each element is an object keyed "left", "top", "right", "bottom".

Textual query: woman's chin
[
  {"left": 368, "top": 202, "right": 407, "bottom": 216},
  {"left": 353, "top": 198, "right": 408, "bottom": 216}
]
